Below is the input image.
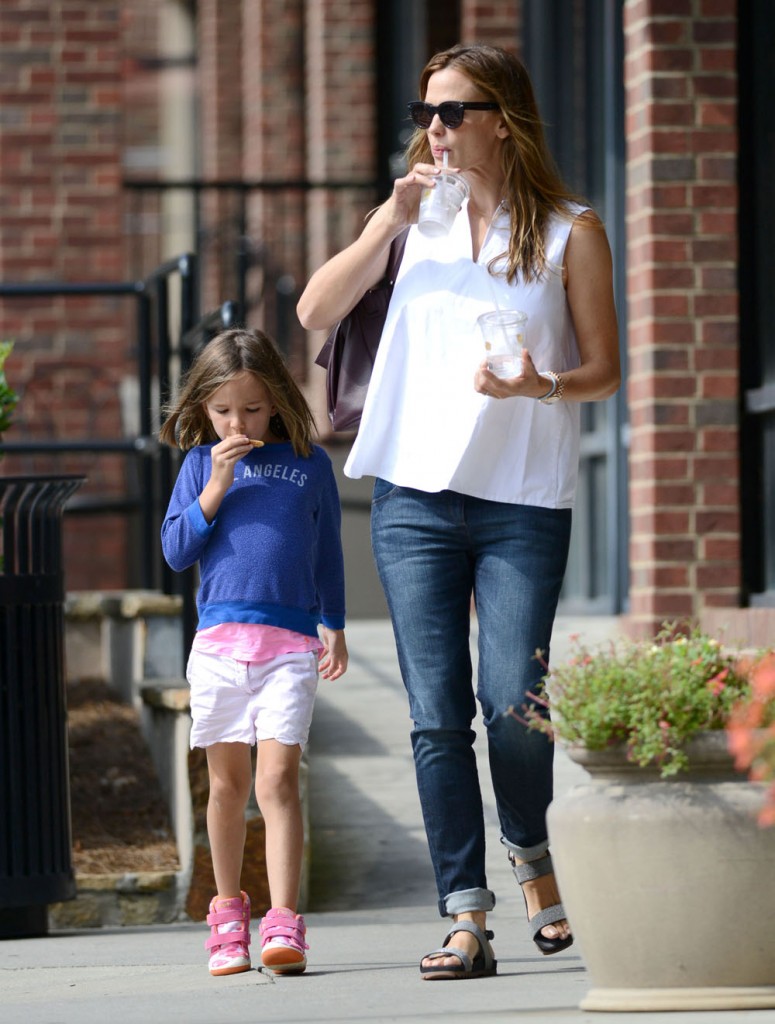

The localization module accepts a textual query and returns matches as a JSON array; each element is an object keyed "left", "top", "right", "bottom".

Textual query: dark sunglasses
[{"left": 407, "top": 100, "right": 499, "bottom": 130}]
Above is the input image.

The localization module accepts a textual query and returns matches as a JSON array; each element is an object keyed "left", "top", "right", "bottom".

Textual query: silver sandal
[
  {"left": 420, "top": 920, "right": 498, "bottom": 980},
  {"left": 510, "top": 852, "right": 574, "bottom": 955}
]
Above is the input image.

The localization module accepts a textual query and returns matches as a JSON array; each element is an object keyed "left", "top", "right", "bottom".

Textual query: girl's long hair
[
  {"left": 158, "top": 328, "right": 315, "bottom": 457},
  {"left": 404, "top": 44, "right": 585, "bottom": 283}
]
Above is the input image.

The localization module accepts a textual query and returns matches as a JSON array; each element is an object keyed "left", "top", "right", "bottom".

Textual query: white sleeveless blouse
[{"left": 344, "top": 201, "right": 586, "bottom": 509}]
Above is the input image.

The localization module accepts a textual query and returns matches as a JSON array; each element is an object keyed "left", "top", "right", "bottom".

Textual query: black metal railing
[
  {"left": 0, "top": 475, "right": 85, "bottom": 936},
  {"left": 0, "top": 255, "right": 199, "bottom": 593}
]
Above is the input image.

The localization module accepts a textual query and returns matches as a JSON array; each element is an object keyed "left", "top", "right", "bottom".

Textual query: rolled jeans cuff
[
  {"left": 500, "top": 835, "right": 550, "bottom": 862},
  {"left": 441, "top": 888, "right": 496, "bottom": 917}
]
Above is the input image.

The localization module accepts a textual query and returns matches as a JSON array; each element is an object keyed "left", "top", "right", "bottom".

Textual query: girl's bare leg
[
  {"left": 205, "top": 742, "right": 253, "bottom": 897},
  {"left": 254, "top": 738, "right": 304, "bottom": 909}
]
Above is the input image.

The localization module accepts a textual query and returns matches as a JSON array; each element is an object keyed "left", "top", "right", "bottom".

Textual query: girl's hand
[
  {"left": 208, "top": 435, "right": 253, "bottom": 490},
  {"left": 197, "top": 435, "right": 253, "bottom": 523},
  {"left": 318, "top": 627, "right": 348, "bottom": 681},
  {"left": 474, "top": 348, "right": 552, "bottom": 401}
]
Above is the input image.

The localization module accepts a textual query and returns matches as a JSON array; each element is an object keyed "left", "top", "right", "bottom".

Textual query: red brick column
[
  {"left": 197, "top": 0, "right": 244, "bottom": 312},
  {"left": 624, "top": 0, "right": 739, "bottom": 636},
  {"left": 302, "top": 0, "right": 379, "bottom": 427},
  {"left": 242, "top": 0, "right": 308, "bottom": 374}
]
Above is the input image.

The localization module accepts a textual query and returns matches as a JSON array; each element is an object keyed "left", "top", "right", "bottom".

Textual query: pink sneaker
[
  {"left": 205, "top": 891, "right": 251, "bottom": 976},
  {"left": 259, "top": 907, "right": 309, "bottom": 974}
]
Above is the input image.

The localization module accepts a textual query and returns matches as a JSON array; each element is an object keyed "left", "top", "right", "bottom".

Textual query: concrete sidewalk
[{"left": 3, "top": 617, "right": 775, "bottom": 1024}]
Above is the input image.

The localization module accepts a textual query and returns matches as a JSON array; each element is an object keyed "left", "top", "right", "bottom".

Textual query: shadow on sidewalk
[{"left": 307, "top": 694, "right": 436, "bottom": 912}]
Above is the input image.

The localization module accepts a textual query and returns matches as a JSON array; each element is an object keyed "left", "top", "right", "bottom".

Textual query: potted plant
[{"left": 514, "top": 626, "right": 775, "bottom": 1012}]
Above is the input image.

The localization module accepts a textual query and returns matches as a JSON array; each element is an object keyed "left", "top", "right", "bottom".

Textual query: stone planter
[{"left": 548, "top": 732, "right": 775, "bottom": 1011}]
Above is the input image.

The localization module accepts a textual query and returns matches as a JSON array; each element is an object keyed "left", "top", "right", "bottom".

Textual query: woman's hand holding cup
[
  {"left": 391, "top": 162, "right": 461, "bottom": 227},
  {"left": 475, "top": 348, "right": 549, "bottom": 400}
]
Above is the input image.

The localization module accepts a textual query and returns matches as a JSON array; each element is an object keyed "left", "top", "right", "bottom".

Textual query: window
[
  {"left": 524, "top": 0, "right": 628, "bottom": 613},
  {"left": 739, "top": 0, "right": 775, "bottom": 605}
]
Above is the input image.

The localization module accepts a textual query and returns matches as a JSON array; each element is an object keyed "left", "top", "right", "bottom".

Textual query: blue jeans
[{"left": 370, "top": 480, "right": 571, "bottom": 917}]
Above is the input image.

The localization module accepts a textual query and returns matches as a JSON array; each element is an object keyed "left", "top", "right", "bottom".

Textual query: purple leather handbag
[{"left": 314, "top": 228, "right": 408, "bottom": 432}]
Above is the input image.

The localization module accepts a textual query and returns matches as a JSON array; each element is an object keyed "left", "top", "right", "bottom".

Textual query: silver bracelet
[
  {"left": 538, "top": 371, "right": 566, "bottom": 404},
  {"left": 537, "top": 372, "right": 558, "bottom": 401}
]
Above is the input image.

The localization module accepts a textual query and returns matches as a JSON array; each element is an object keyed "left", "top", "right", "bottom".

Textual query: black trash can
[{"left": 0, "top": 475, "right": 84, "bottom": 938}]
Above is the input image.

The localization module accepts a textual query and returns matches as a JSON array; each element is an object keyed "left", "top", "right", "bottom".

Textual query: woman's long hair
[
  {"left": 405, "top": 44, "right": 585, "bottom": 283},
  {"left": 158, "top": 328, "right": 315, "bottom": 457}
]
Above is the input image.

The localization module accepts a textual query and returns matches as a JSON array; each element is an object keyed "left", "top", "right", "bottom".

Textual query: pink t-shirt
[{"left": 192, "top": 622, "right": 323, "bottom": 663}]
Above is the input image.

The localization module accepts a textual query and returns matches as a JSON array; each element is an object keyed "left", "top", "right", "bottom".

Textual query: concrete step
[{"left": 49, "top": 871, "right": 181, "bottom": 929}]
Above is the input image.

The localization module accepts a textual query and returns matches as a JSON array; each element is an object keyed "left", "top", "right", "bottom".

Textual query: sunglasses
[{"left": 407, "top": 100, "right": 499, "bottom": 130}]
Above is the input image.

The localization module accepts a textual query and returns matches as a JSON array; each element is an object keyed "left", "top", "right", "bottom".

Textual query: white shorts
[{"left": 187, "top": 648, "right": 319, "bottom": 750}]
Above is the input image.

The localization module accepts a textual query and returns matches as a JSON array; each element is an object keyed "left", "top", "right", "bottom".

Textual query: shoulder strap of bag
[
  {"left": 385, "top": 227, "right": 409, "bottom": 287},
  {"left": 314, "top": 227, "right": 410, "bottom": 371}
]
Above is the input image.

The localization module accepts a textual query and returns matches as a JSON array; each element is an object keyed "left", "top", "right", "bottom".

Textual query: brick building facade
[{"left": 1, "top": 0, "right": 772, "bottom": 642}]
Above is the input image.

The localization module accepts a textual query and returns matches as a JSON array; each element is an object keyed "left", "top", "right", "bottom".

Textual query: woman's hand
[
  {"left": 474, "top": 348, "right": 553, "bottom": 400},
  {"left": 389, "top": 161, "right": 451, "bottom": 225}
]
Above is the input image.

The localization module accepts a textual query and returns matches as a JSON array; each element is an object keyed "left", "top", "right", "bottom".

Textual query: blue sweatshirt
[{"left": 161, "top": 442, "right": 345, "bottom": 636}]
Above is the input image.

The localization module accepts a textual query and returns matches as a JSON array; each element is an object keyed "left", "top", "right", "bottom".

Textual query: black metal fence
[
  {"left": 0, "top": 256, "right": 199, "bottom": 588},
  {"left": 0, "top": 475, "right": 84, "bottom": 936}
]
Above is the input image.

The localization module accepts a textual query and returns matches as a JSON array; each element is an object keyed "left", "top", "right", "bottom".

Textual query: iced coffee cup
[
  {"left": 477, "top": 309, "right": 528, "bottom": 379},
  {"left": 417, "top": 172, "right": 470, "bottom": 237}
]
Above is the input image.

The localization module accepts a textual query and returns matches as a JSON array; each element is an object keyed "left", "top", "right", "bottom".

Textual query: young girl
[{"left": 160, "top": 328, "right": 348, "bottom": 977}]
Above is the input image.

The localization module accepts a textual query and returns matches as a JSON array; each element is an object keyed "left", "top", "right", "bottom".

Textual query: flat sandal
[{"left": 420, "top": 920, "right": 498, "bottom": 980}]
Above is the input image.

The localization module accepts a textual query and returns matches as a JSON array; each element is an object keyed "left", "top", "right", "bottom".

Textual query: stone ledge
[
  {"left": 65, "top": 590, "right": 185, "bottom": 704},
  {"left": 66, "top": 590, "right": 183, "bottom": 620},
  {"left": 140, "top": 679, "right": 190, "bottom": 712},
  {"left": 74, "top": 871, "right": 178, "bottom": 893},
  {"left": 48, "top": 870, "right": 182, "bottom": 929}
]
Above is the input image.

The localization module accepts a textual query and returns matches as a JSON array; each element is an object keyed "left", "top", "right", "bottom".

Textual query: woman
[{"left": 298, "top": 43, "right": 619, "bottom": 980}]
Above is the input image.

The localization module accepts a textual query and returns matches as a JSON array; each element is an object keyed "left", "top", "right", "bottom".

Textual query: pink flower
[
  {"left": 751, "top": 656, "right": 775, "bottom": 700},
  {"left": 707, "top": 677, "right": 726, "bottom": 697},
  {"left": 727, "top": 727, "right": 756, "bottom": 767},
  {"left": 758, "top": 801, "right": 775, "bottom": 828}
]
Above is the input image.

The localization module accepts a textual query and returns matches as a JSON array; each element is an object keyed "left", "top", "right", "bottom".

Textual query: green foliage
[
  {"left": 0, "top": 340, "right": 18, "bottom": 441},
  {"left": 524, "top": 626, "right": 754, "bottom": 777}
]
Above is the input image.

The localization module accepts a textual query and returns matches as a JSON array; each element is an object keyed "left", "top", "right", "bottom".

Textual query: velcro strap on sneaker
[
  {"left": 260, "top": 922, "right": 307, "bottom": 946},
  {"left": 206, "top": 928, "right": 250, "bottom": 950},
  {"left": 207, "top": 907, "right": 247, "bottom": 927}
]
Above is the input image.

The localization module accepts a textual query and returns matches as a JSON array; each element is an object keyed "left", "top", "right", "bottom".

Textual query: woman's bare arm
[{"left": 296, "top": 163, "right": 441, "bottom": 331}]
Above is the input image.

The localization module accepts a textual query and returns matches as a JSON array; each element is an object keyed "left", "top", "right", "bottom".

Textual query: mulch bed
[{"left": 66, "top": 677, "right": 180, "bottom": 875}]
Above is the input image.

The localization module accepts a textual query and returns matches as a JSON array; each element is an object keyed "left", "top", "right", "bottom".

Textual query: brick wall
[
  {"left": 197, "top": 0, "right": 245, "bottom": 312},
  {"left": 623, "top": 0, "right": 739, "bottom": 635},
  {"left": 461, "top": 0, "right": 521, "bottom": 46},
  {"left": 0, "top": 0, "right": 130, "bottom": 589}
]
